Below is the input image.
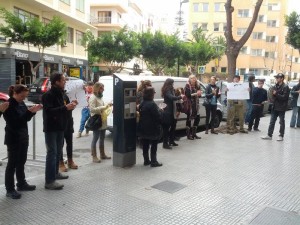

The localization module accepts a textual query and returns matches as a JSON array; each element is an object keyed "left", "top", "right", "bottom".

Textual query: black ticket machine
[{"left": 113, "top": 74, "right": 137, "bottom": 167}]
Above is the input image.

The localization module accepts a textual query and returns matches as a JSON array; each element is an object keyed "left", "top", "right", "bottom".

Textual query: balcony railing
[{"left": 90, "top": 16, "right": 112, "bottom": 24}]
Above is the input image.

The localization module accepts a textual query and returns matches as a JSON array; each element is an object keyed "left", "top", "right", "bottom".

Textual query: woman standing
[
  {"left": 184, "top": 75, "right": 202, "bottom": 140},
  {"left": 137, "top": 80, "right": 152, "bottom": 106},
  {"left": 161, "top": 78, "right": 182, "bottom": 149},
  {"left": 89, "top": 82, "right": 112, "bottom": 163},
  {"left": 138, "top": 87, "right": 163, "bottom": 167},
  {"left": 204, "top": 76, "right": 220, "bottom": 134},
  {"left": 4, "top": 85, "right": 42, "bottom": 199}
]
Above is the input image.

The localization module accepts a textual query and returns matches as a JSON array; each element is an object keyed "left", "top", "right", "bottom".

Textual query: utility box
[{"left": 113, "top": 74, "right": 137, "bottom": 167}]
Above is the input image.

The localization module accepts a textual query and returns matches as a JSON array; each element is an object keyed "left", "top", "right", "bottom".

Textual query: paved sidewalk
[{"left": 1, "top": 111, "right": 300, "bottom": 224}]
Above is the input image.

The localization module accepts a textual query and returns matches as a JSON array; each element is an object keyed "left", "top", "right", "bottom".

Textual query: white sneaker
[
  {"left": 261, "top": 135, "right": 272, "bottom": 140},
  {"left": 76, "top": 132, "right": 82, "bottom": 138},
  {"left": 277, "top": 136, "right": 283, "bottom": 141}
]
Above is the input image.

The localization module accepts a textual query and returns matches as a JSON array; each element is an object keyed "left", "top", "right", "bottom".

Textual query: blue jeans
[
  {"left": 79, "top": 108, "right": 90, "bottom": 132},
  {"left": 290, "top": 106, "right": 300, "bottom": 127},
  {"left": 245, "top": 100, "right": 253, "bottom": 123},
  {"left": 45, "top": 131, "right": 64, "bottom": 183},
  {"left": 91, "top": 129, "right": 106, "bottom": 149},
  {"left": 268, "top": 110, "right": 286, "bottom": 137}
]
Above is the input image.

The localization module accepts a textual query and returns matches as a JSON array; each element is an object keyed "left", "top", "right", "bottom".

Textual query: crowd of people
[{"left": 0, "top": 72, "right": 297, "bottom": 199}]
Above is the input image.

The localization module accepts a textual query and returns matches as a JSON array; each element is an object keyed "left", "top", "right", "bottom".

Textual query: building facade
[
  {"left": 0, "top": 0, "right": 96, "bottom": 92},
  {"left": 188, "top": 0, "right": 300, "bottom": 79}
]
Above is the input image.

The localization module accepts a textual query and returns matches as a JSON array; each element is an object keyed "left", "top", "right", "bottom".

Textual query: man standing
[
  {"left": 248, "top": 79, "right": 268, "bottom": 131},
  {"left": 289, "top": 78, "right": 300, "bottom": 128},
  {"left": 42, "top": 72, "right": 76, "bottom": 190},
  {"left": 226, "top": 75, "right": 248, "bottom": 134},
  {"left": 261, "top": 73, "right": 290, "bottom": 141},
  {"left": 245, "top": 75, "right": 255, "bottom": 124}
]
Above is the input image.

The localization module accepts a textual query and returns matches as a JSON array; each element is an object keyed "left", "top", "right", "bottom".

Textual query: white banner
[{"left": 226, "top": 82, "right": 249, "bottom": 100}]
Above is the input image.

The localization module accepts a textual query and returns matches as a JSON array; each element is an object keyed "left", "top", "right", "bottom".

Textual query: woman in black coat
[
  {"left": 161, "top": 78, "right": 182, "bottom": 149},
  {"left": 3, "top": 85, "right": 42, "bottom": 199},
  {"left": 137, "top": 87, "right": 163, "bottom": 167}
]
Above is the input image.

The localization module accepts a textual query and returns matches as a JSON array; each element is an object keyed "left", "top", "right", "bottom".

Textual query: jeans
[
  {"left": 245, "top": 100, "right": 253, "bottom": 123},
  {"left": 91, "top": 129, "right": 106, "bottom": 149},
  {"left": 268, "top": 110, "right": 286, "bottom": 137},
  {"left": 248, "top": 105, "right": 263, "bottom": 130},
  {"left": 290, "top": 106, "right": 300, "bottom": 127},
  {"left": 60, "top": 131, "right": 73, "bottom": 161},
  {"left": 45, "top": 131, "right": 64, "bottom": 184},
  {"left": 79, "top": 108, "right": 90, "bottom": 132},
  {"left": 205, "top": 104, "right": 217, "bottom": 129},
  {"left": 5, "top": 142, "right": 28, "bottom": 191}
]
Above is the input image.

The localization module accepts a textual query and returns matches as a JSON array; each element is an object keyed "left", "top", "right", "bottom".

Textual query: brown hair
[
  {"left": 50, "top": 72, "right": 64, "bottom": 86},
  {"left": 8, "top": 84, "right": 29, "bottom": 98},
  {"left": 137, "top": 80, "right": 152, "bottom": 92},
  {"left": 143, "top": 87, "right": 155, "bottom": 101},
  {"left": 161, "top": 78, "right": 174, "bottom": 97}
]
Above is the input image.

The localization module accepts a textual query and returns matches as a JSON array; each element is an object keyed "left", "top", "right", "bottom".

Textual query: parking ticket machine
[{"left": 113, "top": 74, "right": 137, "bottom": 167}]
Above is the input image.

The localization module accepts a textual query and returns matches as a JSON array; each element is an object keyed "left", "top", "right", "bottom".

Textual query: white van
[{"left": 99, "top": 74, "right": 223, "bottom": 132}]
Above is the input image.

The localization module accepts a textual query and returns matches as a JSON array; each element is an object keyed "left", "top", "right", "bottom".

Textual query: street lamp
[{"left": 177, "top": 0, "right": 189, "bottom": 77}]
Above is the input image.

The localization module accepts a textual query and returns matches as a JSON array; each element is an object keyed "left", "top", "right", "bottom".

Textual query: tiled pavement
[{"left": 0, "top": 110, "right": 300, "bottom": 224}]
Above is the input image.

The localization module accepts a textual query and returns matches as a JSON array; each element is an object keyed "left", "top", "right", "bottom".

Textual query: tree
[
  {"left": 224, "top": 0, "right": 263, "bottom": 81},
  {"left": 285, "top": 11, "right": 300, "bottom": 53},
  {"left": 86, "top": 28, "right": 140, "bottom": 74},
  {"left": 138, "top": 31, "right": 181, "bottom": 75},
  {"left": 0, "top": 8, "right": 67, "bottom": 81}
]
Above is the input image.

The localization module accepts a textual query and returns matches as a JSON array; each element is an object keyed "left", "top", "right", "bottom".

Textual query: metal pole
[{"left": 32, "top": 112, "right": 36, "bottom": 160}]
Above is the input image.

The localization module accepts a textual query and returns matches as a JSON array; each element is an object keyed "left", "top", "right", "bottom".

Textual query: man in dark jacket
[
  {"left": 261, "top": 73, "right": 290, "bottom": 141},
  {"left": 42, "top": 72, "right": 76, "bottom": 190},
  {"left": 289, "top": 79, "right": 300, "bottom": 128}
]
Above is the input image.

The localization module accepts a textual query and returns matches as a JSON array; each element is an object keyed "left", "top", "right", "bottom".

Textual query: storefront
[{"left": 0, "top": 47, "right": 88, "bottom": 92}]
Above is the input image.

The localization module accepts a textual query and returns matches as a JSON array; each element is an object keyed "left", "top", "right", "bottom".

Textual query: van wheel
[{"left": 213, "top": 112, "right": 221, "bottom": 128}]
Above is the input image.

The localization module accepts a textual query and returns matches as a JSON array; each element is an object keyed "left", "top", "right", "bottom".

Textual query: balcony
[{"left": 90, "top": 16, "right": 126, "bottom": 31}]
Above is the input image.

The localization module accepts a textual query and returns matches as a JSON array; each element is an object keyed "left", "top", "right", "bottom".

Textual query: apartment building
[
  {"left": 0, "top": 0, "right": 96, "bottom": 91},
  {"left": 188, "top": 0, "right": 300, "bottom": 79}
]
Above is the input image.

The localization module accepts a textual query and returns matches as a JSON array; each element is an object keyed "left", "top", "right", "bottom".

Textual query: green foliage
[
  {"left": 0, "top": 8, "right": 66, "bottom": 50},
  {"left": 87, "top": 28, "right": 140, "bottom": 73},
  {"left": 285, "top": 11, "right": 300, "bottom": 51},
  {"left": 138, "top": 31, "right": 181, "bottom": 75}
]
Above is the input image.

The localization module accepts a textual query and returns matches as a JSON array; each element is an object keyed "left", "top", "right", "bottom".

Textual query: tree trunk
[{"left": 226, "top": 50, "right": 238, "bottom": 82}]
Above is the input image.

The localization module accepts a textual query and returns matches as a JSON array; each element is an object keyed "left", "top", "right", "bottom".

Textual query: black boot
[
  {"left": 143, "top": 149, "right": 150, "bottom": 166},
  {"left": 163, "top": 133, "right": 172, "bottom": 149},
  {"left": 192, "top": 126, "right": 201, "bottom": 139},
  {"left": 150, "top": 149, "right": 162, "bottom": 167},
  {"left": 211, "top": 127, "right": 218, "bottom": 135},
  {"left": 186, "top": 127, "right": 194, "bottom": 140}
]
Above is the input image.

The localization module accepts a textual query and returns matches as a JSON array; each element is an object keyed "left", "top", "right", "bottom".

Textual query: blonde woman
[
  {"left": 89, "top": 82, "right": 112, "bottom": 163},
  {"left": 184, "top": 75, "right": 202, "bottom": 140}
]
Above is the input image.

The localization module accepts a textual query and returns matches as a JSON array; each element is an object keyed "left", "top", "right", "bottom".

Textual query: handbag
[
  {"left": 85, "top": 114, "right": 102, "bottom": 131},
  {"left": 202, "top": 98, "right": 210, "bottom": 106}
]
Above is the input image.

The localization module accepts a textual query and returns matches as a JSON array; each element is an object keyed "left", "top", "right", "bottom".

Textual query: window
[
  {"left": 214, "top": 23, "right": 220, "bottom": 31},
  {"left": 237, "top": 28, "right": 247, "bottom": 36},
  {"left": 238, "top": 9, "right": 249, "bottom": 18},
  {"left": 251, "top": 49, "right": 263, "bottom": 56},
  {"left": 201, "top": 23, "right": 208, "bottom": 31},
  {"left": 240, "top": 68, "right": 246, "bottom": 75},
  {"left": 193, "top": 3, "right": 199, "bottom": 12},
  {"left": 267, "top": 20, "right": 277, "bottom": 27},
  {"left": 257, "top": 15, "right": 264, "bottom": 23},
  {"left": 265, "top": 51, "right": 275, "bottom": 59},
  {"left": 268, "top": 3, "right": 280, "bottom": 11},
  {"left": 202, "top": 3, "right": 209, "bottom": 12},
  {"left": 295, "top": 57, "right": 299, "bottom": 63},
  {"left": 240, "top": 46, "right": 247, "bottom": 54},
  {"left": 14, "top": 7, "right": 38, "bottom": 22},
  {"left": 223, "top": 23, "right": 227, "bottom": 32},
  {"left": 266, "top": 36, "right": 276, "bottom": 42},
  {"left": 76, "top": 0, "right": 85, "bottom": 12},
  {"left": 221, "top": 67, "right": 227, "bottom": 73},
  {"left": 211, "top": 67, "right": 216, "bottom": 72},
  {"left": 76, "top": 30, "right": 84, "bottom": 46},
  {"left": 253, "top": 32, "right": 263, "bottom": 40},
  {"left": 214, "top": 3, "right": 224, "bottom": 12},
  {"left": 98, "top": 11, "right": 112, "bottom": 23},
  {"left": 192, "top": 23, "right": 198, "bottom": 31},
  {"left": 60, "top": 0, "right": 70, "bottom": 4},
  {"left": 66, "top": 27, "right": 74, "bottom": 43},
  {"left": 43, "top": 18, "right": 51, "bottom": 25}
]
